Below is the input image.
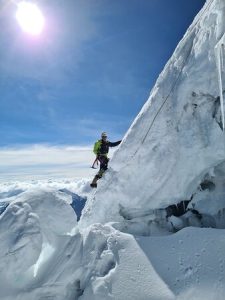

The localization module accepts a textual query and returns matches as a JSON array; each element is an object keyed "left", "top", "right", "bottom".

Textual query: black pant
[{"left": 97, "top": 155, "right": 109, "bottom": 178}]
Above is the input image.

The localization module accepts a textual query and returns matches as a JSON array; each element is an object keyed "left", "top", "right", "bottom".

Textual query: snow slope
[{"left": 80, "top": 0, "right": 225, "bottom": 229}]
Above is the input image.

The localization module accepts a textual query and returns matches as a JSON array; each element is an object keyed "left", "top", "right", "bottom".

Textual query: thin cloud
[
  {"left": 0, "top": 144, "right": 96, "bottom": 181},
  {"left": 0, "top": 144, "right": 93, "bottom": 166}
]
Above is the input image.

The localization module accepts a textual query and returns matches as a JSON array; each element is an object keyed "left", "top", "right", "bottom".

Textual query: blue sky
[{"left": 0, "top": 0, "right": 206, "bottom": 148}]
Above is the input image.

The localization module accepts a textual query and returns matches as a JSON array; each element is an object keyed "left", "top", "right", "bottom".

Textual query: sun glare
[{"left": 16, "top": 1, "right": 45, "bottom": 35}]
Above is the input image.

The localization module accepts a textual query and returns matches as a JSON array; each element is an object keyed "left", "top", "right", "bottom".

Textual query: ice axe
[{"left": 91, "top": 156, "right": 99, "bottom": 169}]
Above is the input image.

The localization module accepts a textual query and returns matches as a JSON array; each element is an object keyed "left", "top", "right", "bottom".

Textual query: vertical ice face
[
  {"left": 80, "top": 0, "right": 225, "bottom": 228},
  {"left": 215, "top": 33, "right": 225, "bottom": 130}
]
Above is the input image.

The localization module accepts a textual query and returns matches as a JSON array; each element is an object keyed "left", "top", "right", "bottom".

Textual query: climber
[{"left": 90, "top": 132, "right": 121, "bottom": 188}]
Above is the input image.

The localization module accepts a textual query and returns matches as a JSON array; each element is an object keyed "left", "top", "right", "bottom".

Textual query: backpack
[{"left": 93, "top": 140, "right": 101, "bottom": 155}]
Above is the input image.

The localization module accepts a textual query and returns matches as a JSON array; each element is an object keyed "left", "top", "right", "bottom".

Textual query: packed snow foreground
[{"left": 1, "top": 0, "right": 225, "bottom": 299}]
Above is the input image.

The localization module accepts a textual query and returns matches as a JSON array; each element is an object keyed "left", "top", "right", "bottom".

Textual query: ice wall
[
  {"left": 215, "top": 33, "right": 225, "bottom": 130},
  {"left": 80, "top": 0, "right": 225, "bottom": 228}
]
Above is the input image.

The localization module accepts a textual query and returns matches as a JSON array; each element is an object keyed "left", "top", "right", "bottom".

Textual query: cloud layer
[{"left": 0, "top": 144, "right": 97, "bottom": 181}]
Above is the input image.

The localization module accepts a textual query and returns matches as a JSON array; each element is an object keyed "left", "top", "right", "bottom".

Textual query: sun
[{"left": 16, "top": 1, "right": 45, "bottom": 36}]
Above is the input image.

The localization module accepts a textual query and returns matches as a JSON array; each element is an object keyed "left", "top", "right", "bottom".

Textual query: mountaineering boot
[
  {"left": 90, "top": 175, "right": 98, "bottom": 188},
  {"left": 90, "top": 182, "right": 97, "bottom": 188}
]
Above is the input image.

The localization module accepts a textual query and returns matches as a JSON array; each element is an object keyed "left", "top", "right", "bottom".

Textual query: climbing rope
[
  {"left": 130, "top": 0, "right": 216, "bottom": 159},
  {"left": 93, "top": 0, "right": 216, "bottom": 192}
]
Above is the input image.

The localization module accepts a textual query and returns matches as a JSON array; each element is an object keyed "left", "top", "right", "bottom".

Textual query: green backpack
[{"left": 93, "top": 140, "right": 101, "bottom": 155}]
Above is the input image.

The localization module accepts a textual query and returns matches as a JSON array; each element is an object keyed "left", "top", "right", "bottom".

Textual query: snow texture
[{"left": 1, "top": 182, "right": 225, "bottom": 299}]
